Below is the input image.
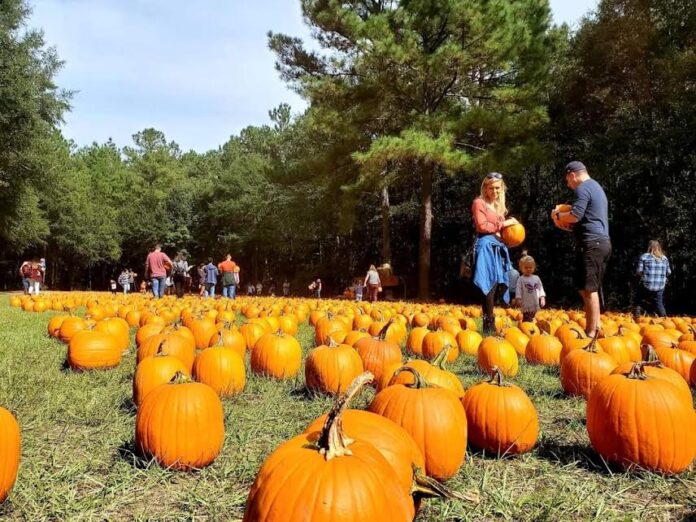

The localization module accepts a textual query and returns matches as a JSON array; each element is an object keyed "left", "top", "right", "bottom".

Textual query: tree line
[{"left": 1, "top": 0, "right": 694, "bottom": 312}]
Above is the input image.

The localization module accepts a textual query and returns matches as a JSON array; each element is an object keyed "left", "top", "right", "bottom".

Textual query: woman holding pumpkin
[{"left": 471, "top": 172, "right": 518, "bottom": 335}]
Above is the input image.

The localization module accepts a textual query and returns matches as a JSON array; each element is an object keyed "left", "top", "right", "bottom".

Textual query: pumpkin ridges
[
  {"left": 369, "top": 367, "right": 467, "bottom": 480},
  {"left": 462, "top": 367, "right": 538, "bottom": 455},
  {"left": 586, "top": 362, "right": 696, "bottom": 474},
  {"left": 135, "top": 373, "right": 225, "bottom": 470},
  {"left": 243, "top": 372, "right": 415, "bottom": 521}
]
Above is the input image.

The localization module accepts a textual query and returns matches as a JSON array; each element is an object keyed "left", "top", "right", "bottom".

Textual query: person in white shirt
[{"left": 515, "top": 255, "right": 546, "bottom": 323}]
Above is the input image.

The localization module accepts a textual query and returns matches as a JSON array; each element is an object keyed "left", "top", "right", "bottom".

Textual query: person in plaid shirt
[{"left": 634, "top": 240, "right": 671, "bottom": 317}]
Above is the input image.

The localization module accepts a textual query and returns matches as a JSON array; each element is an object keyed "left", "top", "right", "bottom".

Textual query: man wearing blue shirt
[{"left": 552, "top": 161, "right": 611, "bottom": 337}]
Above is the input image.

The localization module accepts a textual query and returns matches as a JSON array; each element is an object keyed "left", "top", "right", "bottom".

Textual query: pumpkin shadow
[
  {"left": 116, "top": 440, "right": 152, "bottom": 470},
  {"left": 535, "top": 440, "right": 616, "bottom": 474},
  {"left": 0, "top": 500, "right": 15, "bottom": 517},
  {"left": 119, "top": 397, "right": 137, "bottom": 416},
  {"left": 287, "top": 386, "right": 321, "bottom": 402}
]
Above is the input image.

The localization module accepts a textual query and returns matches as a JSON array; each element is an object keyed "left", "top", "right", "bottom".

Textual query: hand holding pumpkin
[{"left": 551, "top": 204, "right": 574, "bottom": 231}]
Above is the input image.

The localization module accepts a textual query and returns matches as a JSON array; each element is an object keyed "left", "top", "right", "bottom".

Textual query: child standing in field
[
  {"left": 354, "top": 279, "right": 364, "bottom": 301},
  {"left": 515, "top": 254, "right": 546, "bottom": 323}
]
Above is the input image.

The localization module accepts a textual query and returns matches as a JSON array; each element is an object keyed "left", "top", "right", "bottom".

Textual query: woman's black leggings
[{"left": 481, "top": 284, "right": 497, "bottom": 319}]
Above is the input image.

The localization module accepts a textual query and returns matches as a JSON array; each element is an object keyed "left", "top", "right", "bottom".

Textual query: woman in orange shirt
[{"left": 471, "top": 172, "right": 518, "bottom": 335}]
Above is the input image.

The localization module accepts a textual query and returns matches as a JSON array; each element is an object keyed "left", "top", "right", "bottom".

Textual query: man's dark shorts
[{"left": 575, "top": 238, "right": 612, "bottom": 292}]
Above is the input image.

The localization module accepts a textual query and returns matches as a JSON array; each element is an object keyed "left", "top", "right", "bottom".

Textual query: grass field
[{"left": 0, "top": 293, "right": 694, "bottom": 521}]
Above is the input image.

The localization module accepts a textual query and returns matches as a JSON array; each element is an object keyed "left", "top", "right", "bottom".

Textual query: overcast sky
[{"left": 30, "top": 0, "right": 598, "bottom": 152}]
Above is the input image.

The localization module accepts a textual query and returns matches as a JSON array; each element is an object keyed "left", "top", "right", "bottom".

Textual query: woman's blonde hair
[
  {"left": 519, "top": 254, "right": 536, "bottom": 271},
  {"left": 479, "top": 175, "right": 508, "bottom": 216},
  {"left": 647, "top": 240, "right": 664, "bottom": 259}
]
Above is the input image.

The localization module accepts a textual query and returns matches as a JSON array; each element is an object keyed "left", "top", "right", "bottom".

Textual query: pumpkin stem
[
  {"left": 641, "top": 344, "right": 662, "bottom": 364},
  {"left": 275, "top": 328, "right": 285, "bottom": 337},
  {"left": 488, "top": 366, "right": 511, "bottom": 387},
  {"left": 393, "top": 366, "right": 428, "bottom": 389},
  {"left": 432, "top": 345, "right": 450, "bottom": 369},
  {"left": 155, "top": 339, "right": 169, "bottom": 356},
  {"left": 317, "top": 372, "right": 374, "bottom": 461},
  {"left": 376, "top": 318, "right": 395, "bottom": 340},
  {"left": 412, "top": 465, "right": 480, "bottom": 504},
  {"left": 626, "top": 361, "right": 661, "bottom": 380},
  {"left": 169, "top": 371, "right": 191, "bottom": 385},
  {"left": 327, "top": 336, "right": 338, "bottom": 348}
]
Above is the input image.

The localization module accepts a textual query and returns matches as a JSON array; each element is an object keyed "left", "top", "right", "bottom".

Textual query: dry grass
[{"left": 0, "top": 294, "right": 694, "bottom": 521}]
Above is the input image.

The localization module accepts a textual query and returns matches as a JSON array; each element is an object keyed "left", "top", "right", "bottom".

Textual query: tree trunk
[
  {"left": 418, "top": 163, "right": 433, "bottom": 299},
  {"left": 381, "top": 184, "right": 392, "bottom": 265}
]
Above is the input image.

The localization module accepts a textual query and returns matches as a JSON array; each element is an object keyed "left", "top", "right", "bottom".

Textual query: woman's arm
[{"left": 472, "top": 199, "right": 503, "bottom": 234}]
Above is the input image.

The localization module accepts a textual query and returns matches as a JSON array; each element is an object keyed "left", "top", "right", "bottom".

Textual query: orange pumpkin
[
  {"left": 587, "top": 363, "right": 696, "bottom": 474},
  {"left": 305, "top": 339, "right": 365, "bottom": 395},
  {"left": 391, "top": 349, "right": 465, "bottom": 398},
  {"left": 244, "top": 374, "right": 416, "bottom": 521},
  {"left": 462, "top": 368, "right": 538, "bottom": 455},
  {"left": 501, "top": 223, "right": 525, "bottom": 248},
  {"left": 369, "top": 367, "right": 467, "bottom": 480},
  {"left": 560, "top": 339, "right": 617, "bottom": 399},
  {"left": 478, "top": 336, "right": 518, "bottom": 377},
  {"left": 0, "top": 407, "right": 21, "bottom": 503},
  {"left": 67, "top": 330, "right": 122, "bottom": 371},
  {"left": 354, "top": 323, "right": 403, "bottom": 384},
  {"left": 192, "top": 347, "right": 246, "bottom": 397},
  {"left": 136, "top": 372, "right": 224, "bottom": 470},
  {"left": 250, "top": 330, "right": 302, "bottom": 379},
  {"left": 133, "top": 349, "right": 190, "bottom": 406},
  {"left": 525, "top": 333, "right": 563, "bottom": 366},
  {"left": 421, "top": 329, "right": 458, "bottom": 363},
  {"left": 137, "top": 334, "right": 195, "bottom": 372}
]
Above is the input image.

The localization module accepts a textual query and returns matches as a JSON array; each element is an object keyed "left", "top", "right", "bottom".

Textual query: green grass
[{"left": 0, "top": 294, "right": 694, "bottom": 521}]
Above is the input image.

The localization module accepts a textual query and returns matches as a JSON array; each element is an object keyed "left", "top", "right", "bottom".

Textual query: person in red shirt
[
  {"left": 471, "top": 172, "right": 519, "bottom": 335},
  {"left": 218, "top": 254, "right": 240, "bottom": 299},
  {"left": 145, "top": 244, "right": 172, "bottom": 298}
]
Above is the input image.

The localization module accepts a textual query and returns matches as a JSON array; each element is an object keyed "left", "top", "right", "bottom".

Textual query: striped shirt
[{"left": 637, "top": 253, "right": 671, "bottom": 291}]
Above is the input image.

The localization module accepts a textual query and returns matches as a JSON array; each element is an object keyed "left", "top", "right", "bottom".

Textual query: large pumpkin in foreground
[
  {"left": 136, "top": 372, "right": 224, "bottom": 470},
  {"left": 586, "top": 363, "right": 696, "bottom": 474},
  {"left": 244, "top": 373, "right": 415, "bottom": 521},
  {"left": 0, "top": 407, "right": 20, "bottom": 503}
]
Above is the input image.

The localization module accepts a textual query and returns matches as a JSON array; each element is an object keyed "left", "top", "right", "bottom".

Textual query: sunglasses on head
[{"left": 486, "top": 172, "right": 503, "bottom": 180}]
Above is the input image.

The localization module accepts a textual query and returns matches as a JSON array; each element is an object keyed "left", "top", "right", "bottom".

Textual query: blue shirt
[
  {"left": 473, "top": 234, "right": 512, "bottom": 304},
  {"left": 204, "top": 263, "right": 218, "bottom": 284},
  {"left": 637, "top": 253, "right": 671, "bottom": 291},
  {"left": 571, "top": 179, "right": 610, "bottom": 242}
]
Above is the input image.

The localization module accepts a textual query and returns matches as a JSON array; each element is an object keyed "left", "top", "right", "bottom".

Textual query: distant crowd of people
[
  {"left": 18, "top": 168, "right": 674, "bottom": 317},
  {"left": 18, "top": 258, "right": 46, "bottom": 295}
]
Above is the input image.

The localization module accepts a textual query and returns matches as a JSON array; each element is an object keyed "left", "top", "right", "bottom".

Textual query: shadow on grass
[
  {"left": 289, "top": 386, "right": 328, "bottom": 402},
  {"left": 0, "top": 501, "right": 15, "bottom": 518},
  {"left": 116, "top": 440, "right": 152, "bottom": 470},
  {"left": 120, "top": 397, "right": 137, "bottom": 416},
  {"left": 535, "top": 440, "right": 615, "bottom": 474}
]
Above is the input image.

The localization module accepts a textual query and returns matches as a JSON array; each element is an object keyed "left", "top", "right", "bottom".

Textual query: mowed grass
[{"left": 0, "top": 294, "right": 694, "bottom": 521}]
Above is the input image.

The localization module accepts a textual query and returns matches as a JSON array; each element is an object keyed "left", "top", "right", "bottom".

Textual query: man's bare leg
[{"left": 579, "top": 289, "right": 601, "bottom": 337}]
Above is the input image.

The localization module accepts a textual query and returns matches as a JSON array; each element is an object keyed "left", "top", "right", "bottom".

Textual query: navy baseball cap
[{"left": 564, "top": 161, "right": 586, "bottom": 174}]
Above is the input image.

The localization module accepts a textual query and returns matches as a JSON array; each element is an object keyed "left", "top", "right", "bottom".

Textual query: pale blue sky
[{"left": 30, "top": 0, "right": 597, "bottom": 152}]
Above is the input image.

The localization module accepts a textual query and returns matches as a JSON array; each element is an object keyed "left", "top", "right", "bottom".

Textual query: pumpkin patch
[{"left": 1, "top": 291, "right": 695, "bottom": 518}]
